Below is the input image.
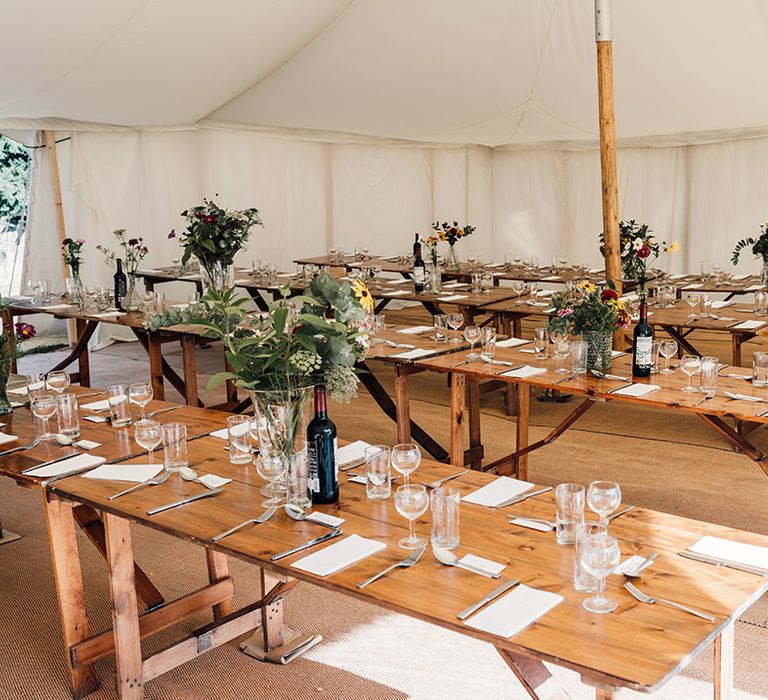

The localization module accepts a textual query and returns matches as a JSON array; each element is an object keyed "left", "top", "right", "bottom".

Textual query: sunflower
[
  {"left": 578, "top": 281, "right": 597, "bottom": 294},
  {"left": 351, "top": 279, "right": 374, "bottom": 314}
]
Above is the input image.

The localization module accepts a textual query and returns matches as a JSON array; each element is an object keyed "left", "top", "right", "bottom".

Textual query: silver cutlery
[
  {"left": 345, "top": 472, "right": 398, "bottom": 483},
  {"left": 693, "top": 389, "right": 717, "bottom": 407},
  {"left": 211, "top": 505, "right": 278, "bottom": 542},
  {"left": 432, "top": 547, "right": 501, "bottom": 578},
  {"left": 0, "top": 435, "right": 42, "bottom": 457},
  {"left": 423, "top": 470, "right": 468, "bottom": 490},
  {"left": 108, "top": 469, "right": 173, "bottom": 500},
  {"left": 338, "top": 458, "right": 366, "bottom": 472},
  {"left": 145, "top": 405, "right": 182, "bottom": 419},
  {"left": 480, "top": 355, "right": 517, "bottom": 367},
  {"left": 553, "top": 371, "right": 578, "bottom": 385},
  {"left": 624, "top": 581, "right": 715, "bottom": 622},
  {"left": 495, "top": 364, "right": 524, "bottom": 376},
  {"left": 284, "top": 503, "right": 339, "bottom": 530},
  {"left": 507, "top": 516, "right": 555, "bottom": 531},
  {"left": 20, "top": 451, "right": 81, "bottom": 475},
  {"left": 384, "top": 340, "right": 416, "bottom": 349},
  {"left": 178, "top": 466, "right": 220, "bottom": 489},
  {"left": 590, "top": 369, "right": 631, "bottom": 382},
  {"left": 623, "top": 553, "right": 657, "bottom": 578},
  {"left": 271, "top": 529, "right": 343, "bottom": 561},
  {"left": 494, "top": 486, "right": 553, "bottom": 509},
  {"left": 608, "top": 505, "right": 635, "bottom": 521},
  {"left": 607, "top": 382, "right": 634, "bottom": 394},
  {"left": 147, "top": 487, "right": 224, "bottom": 515},
  {"left": 678, "top": 551, "right": 768, "bottom": 577},
  {"left": 457, "top": 579, "right": 520, "bottom": 620},
  {"left": 356, "top": 544, "right": 426, "bottom": 589}
]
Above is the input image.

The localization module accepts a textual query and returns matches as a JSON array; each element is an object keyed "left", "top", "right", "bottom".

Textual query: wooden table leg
[
  {"left": 515, "top": 384, "right": 530, "bottom": 480},
  {"left": 714, "top": 621, "right": 734, "bottom": 700},
  {"left": 206, "top": 549, "right": 234, "bottom": 620},
  {"left": 468, "top": 378, "right": 482, "bottom": 469},
  {"left": 44, "top": 494, "right": 99, "bottom": 698},
  {"left": 394, "top": 365, "right": 411, "bottom": 444},
  {"left": 181, "top": 334, "right": 199, "bottom": 407},
  {"left": 595, "top": 690, "right": 614, "bottom": 700},
  {"left": 732, "top": 333, "right": 741, "bottom": 368},
  {"left": 261, "top": 570, "right": 288, "bottom": 651},
  {"left": 75, "top": 318, "right": 91, "bottom": 387},
  {"left": 146, "top": 333, "right": 165, "bottom": 401},
  {"left": 450, "top": 373, "right": 466, "bottom": 467},
  {"left": 104, "top": 512, "right": 144, "bottom": 699},
  {"left": 497, "top": 648, "right": 572, "bottom": 699}
]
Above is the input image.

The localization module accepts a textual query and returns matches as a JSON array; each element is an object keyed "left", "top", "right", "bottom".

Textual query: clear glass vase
[
  {"left": 201, "top": 260, "right": 234, "bottom": 294},
  {"left": 761, "top": 261, "right": 768, "bottom": 287},
  {"left": 0, "top": 357, "right": 11, "bottom": 415},
  {"left": 66, "top": 269, "right": 85, "bottom": 310},
  {"left": 446, "top": 244, "right": 460, "bottom": 270},
  {"left": 428, "top": 264, "right": 442, "bottom": 293},
  {"left": 582, "top": 330, "right": 613, "bottom": 372},
  {"left": 122, "top": 273, "right": 142, "bottom": 311}
]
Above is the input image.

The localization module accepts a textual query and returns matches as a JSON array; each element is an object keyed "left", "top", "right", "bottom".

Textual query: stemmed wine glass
[
  {"left": 31, "top": 395, "right": 57, "bottom": 440},
  {"left": 46, "top": 370, "right": 70, "bottom": 394},
  {"left": 26, "top": 373, "right": 47, "bottom": 401},
  {"left": 659, "top": 339, "right": 678, "bottom": 373},
  {"left": 134, "top": 420, "right": 162, "bottom": 463},
  {"left": 587, "top": 481, "right": 622, "bottom": 527},
  {"left": 256, "top": 455, "right": 286, "bottom": 507},
  {"left": 129, "top": 382, "right": 153, "bottom": 423},
  {"left": 394, "top": 484, "right": 429, "bottom": 550},
  {"left": 580, "top": 533, "right": 621, "bottom": 614},
  {"left": 464, "top": 325, "right": 481, "bottom": 361},
  {"left": 686, "top": 293, "right": 701, "bottom": 321},
  {"left": 679, "top": 354, "right": 701, "bottom": 393},
  {"left": 447, "top": 313, "right": 464, "bottom": 343},
  {"left": 553, "top": 337, "right": 572, "bottom": 374},
  {"left": 511, "top": 280, "right": 527, "bottom": 305},
  {"left": 391, "top": 443, "right": 421, "bottom": 484}
]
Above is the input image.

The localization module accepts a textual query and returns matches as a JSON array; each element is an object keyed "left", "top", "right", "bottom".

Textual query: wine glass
[
  {"left": 134, "top": 419, "right": 162, "bottom": 463},
  {"left": 46, "top": 370, "right": 70, "bottom": 394},
  {"left": 255, "top": 455, "right": 286, "bottom": 507},
  {"left": 394, "top": 484, "right": 429, "bottom": 550},
  {"left": 580, "top": 533, "right": 621, "bottom": 614},
  {"left": 679, "top": 354, "right": 701, "bottom": 392},
  {"left": 463, "top": 325, "right": 482, "bottom": 361},
  {"left": 686, "top": 293, "right": 701, "bottom": 320},
  {"left": 447, "top": 313, "right": 464, "bottom": 343},
  {"left": 659, "top": 339, "right": 678, "bottom": 373},
  {"left": 553, "top": 337, "right": 572, "bottom": 374},
  {"left": 587, "top": 481, "right": 622, "bottom": 527},
  {"left": 31, "top": 395, "right": 57, "bottom": 440},
  {"left": 26, "top": 373, "right": 47, "bottom": 401},
  {"left": 129, "top": 382, "right": 153, "bottom": 422},
  {"left": 391, "top": 443, "right": 421, "bottom": 484},
  {"left": 511, "top": 280, "right": 527, "bottom": 305}
]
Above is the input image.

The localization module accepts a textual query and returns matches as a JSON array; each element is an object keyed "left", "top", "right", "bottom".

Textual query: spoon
[
  {"left": 179, "top": 466, "right": 218, "bottom": 490},
  {"left": 590, "top": 369, "right": 630, "bottom": 381},
  {"left": 284, "top": 503, "right": 339, "bottom": 530},
  {"left": 56, "top": 434, "right": 74, "bottom": 446},
  {"left": 432, "top": 547, "right": 501, "bottom": 579}
]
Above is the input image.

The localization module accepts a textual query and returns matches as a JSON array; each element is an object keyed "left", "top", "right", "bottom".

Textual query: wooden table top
[
  {"left": 0, "top": 385, "right": 230, "bottom": 487},
  {"left": 652, "top": 275, "right": 764, "bottom": 294},
  {"left": 364, "top": 325, "right": 469, "bottom": 365},
  {"left": 294, "top": 254, "right": 413, "bottom": 275},
  {"left": 47, "top": 435, "right": 768, "bottom": 692}
]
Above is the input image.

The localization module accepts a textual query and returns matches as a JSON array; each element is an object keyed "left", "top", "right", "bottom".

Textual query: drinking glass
[
  {"left": 481, "top": 327, "right": 496, "bottom": 360},
  {"left": 755, "top": 290, "right": 768, "bottom": 316},
  {"left": 571, "top": 340, "right": 587, "bottom": 376},
  {"left": 663, "top": 285, "right": 677, "bottom": 308},
  {"left": 701, "top": 295, "right": 712, "bottom": 318},
  {"left": 364, "top": 445, "right": 391, "bottom": 500},
  {"left": 55, "top": 393, "right": 80, "bottom": 439},
  {"left": 650, "top": 341, "right": 661, "bottom": 374},
  {"left": 433, "top": 314, "right": 448, "bottom": 342},
  {"left": 134, "top": 420, "right": 162, "bottom": 463},
  {"left": 162, "top": 423, "right": 188, "bottom": 471},
  {"left": 430, "top": 487, "right": 460, "bottom": 550},
  {"left": 700, "top": 356, "right": 719, "bottom": 391},
  {"left": 227, "top": 415, "right": 253, "bottom": 464},
  {"left": 553, "top": 337, "right": 572, "bottom": 374},
  {"left": 587, "top": 481, "right": 622, "bottom": 527},
  {"left": 470, "top": 273, "right": 482, "bottom": 294},
  {"left": 107, "top": 384, "right": 132, "bottom": 428},
  {"left": 464, "top": 326, "right": 481, "bottom": 361},
  {"left": 32, "top": 279, "right": 50, "bottom": 305},
  {"left": 533, "top": 327, "right": 549, "bottom": 359},
  {"left": 256, "top": 455, "right": 286, "bottom": 507},
  {"left": 46, "top": 370, "right": 70, "bottom": 394},
  {"left": 95, "top": 284, "right": 111, "bottom": 311},
  {"left": 659, "top": 339, "right": 678, "bottom": 373},
  {"left": 686, "top": 293, "right": 701, "bottom": 320},
  {"left": 391, "top": 443, "right": 421, "bottom": 484},
  {"left": 573, "top": 520, "right": 604, "bottom": 593},
  {"left": 394, "top": 484, "right": 429, "bottom": 550},
  {"left": 26, "top": 373, "right": 47, "bottom": 401},
  {"left": 531, "top": 256, "right": 540, "bottom": 271},
  {"left": 480, "top": 272, "right": 493, "bottom": 292},
  {"left": 679, "top": 354, "right": 701, "bottom": 392},
  {"left": 555, "top": 483, "right": 585, "bottom": 545},
  {"left": 31, "top": 395, "right": 57, "bottom": 440},
  {"left": 511, "top": 280, "right": 527, "bottom": 305},
  {"left": 753, "top": 352, "right": 768, "bottom": 388},
  {"left": 447, "top": 313, "right": 464, "bottom": 343},
  {"left": 128, "top": 382, "right": 153, "bottom": 422},
  {"left": 580, "top": 533, "right": 621, "bottom": 613}
]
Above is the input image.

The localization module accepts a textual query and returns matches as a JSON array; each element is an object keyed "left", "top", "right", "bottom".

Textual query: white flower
[{"left": 633, "top": 238, "right": 644, "bottom": 251}]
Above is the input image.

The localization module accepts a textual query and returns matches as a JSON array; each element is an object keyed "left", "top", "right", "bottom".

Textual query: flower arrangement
[
  {"left": 0, "top": 296, "right": 36, "bottom": 413},
  {"left": 731, "top": 223, "right": 768, "bottom": 265},
  {"left": 431, "top": 220, "right": 476, "bottom": 246},
  {"left": 61, "top": 238, "right": 85, "bottom": 275},
  {"left": 96, "top": 229, "right": 148, "bottom": 275},
  {"left": 423, "top": 235, "right": 440, "bottom": 266},
  {"left": 548, "top": 281, "right": 631, "bottom": 336}
]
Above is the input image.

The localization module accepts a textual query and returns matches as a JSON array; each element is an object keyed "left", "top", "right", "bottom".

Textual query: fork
[
  {"left": 107, "top": 469, "right": 173, "bottom": 500},
  {"left": 590, "top": 369, "right": 631, "bottom": 382},
  {"left": 356, "top": 544, "right": 426, "bottom": 589},
  {"left": 624, "top": 581, "right": 715, "bottom": 621},
  {"left": 211, "top": 505, "right": 279, "bottom": 542},
  {"left": 0, "top": 434, "right": 42, "bottom": 458},
  {"left": 693, "top": 389, "right": 717, "bottom": 407},
  {"left": 422, "top": 470, "right": 468, "bottom": 490},
  {"left": 145, "top": 405, "right": 182, "bottom": 419}
]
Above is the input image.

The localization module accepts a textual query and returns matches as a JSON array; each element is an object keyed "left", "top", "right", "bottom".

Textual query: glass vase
[
  {"left": 0, "top": 357, "right": 11, "bottom": 415},
  {"left": 582, "top": 330, "right": 613, "bottom": 372},
  {"left": 201, "top": 260, "right": 234, "bottom": 294},
  {"left": 428, "top": 265, "right": 442, "bottom": 293},
  {"left": 446, "top": 244, "right": 460, "bottom": 271},
  {"left": 761, "top": 261, "right": 768, "bottom": 288},
  {"left": 122, "top": 274, "right": 142, "bottom": 311},
  {"left": 66, "top": 269, "right": 85, "bottom": 310}
]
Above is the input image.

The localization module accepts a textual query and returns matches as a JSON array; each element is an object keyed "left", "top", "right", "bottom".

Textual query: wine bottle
[
  {"left": 413, "top": 234, "right": 425, "bottom": 293},
  {"left": 114, "top": 258, "right": 127, "bottom": 311},
  {"left": 632, "top": 299, "right": 653, "bottom": 377},
  {"left": 307, "top": 384, "right": 338, "bottom": 504}
]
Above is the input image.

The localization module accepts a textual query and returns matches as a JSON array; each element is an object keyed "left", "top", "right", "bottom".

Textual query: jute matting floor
[{"left": 6, "top": 312, "right": 768, "bottom": 699}]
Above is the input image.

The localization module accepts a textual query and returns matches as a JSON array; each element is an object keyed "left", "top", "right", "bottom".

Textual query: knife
[
  {"left": 270, "top": 529, "right": 343, "bottom": 561},
  {"left": 493, "top": 486, "right": 553, "bottom": 509},
  {"left": 338, "top": 458, "right": 365, "bottom": 472},
  {"left": 457, "top": 579, "right": 520, "bottom": 620},
  {"left": 678, "top": 551, "right": 768, "bottom": 577},
  {"left": 495, "top": 364, "right": 524, "bottom": 376},
  {"left": 146, "top": 487, "right": 224, "bottom": 515},
  {"left": 20, "top": 452, "right": 81, "bottom": 475}
]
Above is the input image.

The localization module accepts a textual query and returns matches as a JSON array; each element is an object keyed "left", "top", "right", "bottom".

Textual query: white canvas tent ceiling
[{"left": 3, "top": 0, "right": 768, "bottom": 148}]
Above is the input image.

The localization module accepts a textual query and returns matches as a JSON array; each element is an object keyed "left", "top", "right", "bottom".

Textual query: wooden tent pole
[
  {"left": 594, "top": 0, "right": 624, "bottom": 348},
  {"left": 43, "top": 130, "right": 76, "bottom": 344}
]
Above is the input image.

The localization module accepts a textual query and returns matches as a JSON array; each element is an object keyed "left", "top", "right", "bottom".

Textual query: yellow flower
[
  {"left": 351, "top": 279, "right": 374, "bottom": 314},
  {"left": 438, "top": 232, "right": 446, "bottom": 241},
  {"left": 579, "top": 281, "right": 597, "bottom": 294},
  {"left": 664, "top": 241, "right": 680, "bottom": 253},
  {"left": 424, "top": 235, "right": 438, "bottom": 247}
]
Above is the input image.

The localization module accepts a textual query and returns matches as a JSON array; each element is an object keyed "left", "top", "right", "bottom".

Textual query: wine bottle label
[
  {"left": 635, "top": 336, "right": 653, "bottom": 366},
  {"left": 307, "top": 443, "right": 320, "bottom": 493},
  {"left": 413, "top": 266, "right": 425, "bottom": 283},
  {"left": 333, "top": 437, "right": 339, "bottom": 483}
]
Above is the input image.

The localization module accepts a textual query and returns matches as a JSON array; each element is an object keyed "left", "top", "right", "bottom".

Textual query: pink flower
[
  {"left": 637, "top": 244, "right": 651, "bottom": 259},
  {"left": 557, "top": 307, "right": 574, "bottom": 318},
  {"left": 76, "top": 238, "right": 85, "bottom": 245},
  {"left": 15, "top": 322, "right": 36, "bottom": 341}
]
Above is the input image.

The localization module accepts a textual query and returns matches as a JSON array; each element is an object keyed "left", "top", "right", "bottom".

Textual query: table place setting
[
  {"left": 680, "top": 535, "right": 768, "bottom": 576},
  {"left": 396, "top": 325, "right": 434, "bottom": 335},
  {"left": 461, "top": 476, "right": 537, "bottom": 508},
  {"left": 146, "top": 487, "right": 224, "bottom": 516},
  {"left": 495, "top": 337, "right": 530, "bottom": 348},
  {"left": 336, "top": 440, "right": 373, "bottom": 471},
  {"left": 728, "top": 319, "right": 766, "bottom": 330},
  {"left": 290, "top": 533, "right": 386, "bottom": 577},
  {"left": 609, "top": 383, "right": 661, "bottom": 397},
  {"left": 0, "top": 432, "right": 18, "bottom": 446},
  {"left": 391, "top": 348, "right": 437, "bottom": 360},
  {"left": 83, "top": 463, "right": 164, "bottom": 483},
  {"left": 23, "top": 453, "right": 106, "bottom": 480},
  {"left": 432, "top": 548, "right": 505, "bottom": 578},
  {"left": 498, "top": 364, "right": 548, "bottom": 379}
]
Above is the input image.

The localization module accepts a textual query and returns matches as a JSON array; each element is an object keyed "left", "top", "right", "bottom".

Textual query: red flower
[
  {"left": 600, "top": 288, "right": 619, "bottom": 301},
  {"left": 203, "top": 215, "right": 215, "bottom": 224},
  {"left": 62, "top": 238, "right": 72, "bottom": 246},
  {"left": 637, "top": 244, "right": 651, "bottom": 259},
  {"left": 15, "top": 322, "right": 36, "bottom": 341}
]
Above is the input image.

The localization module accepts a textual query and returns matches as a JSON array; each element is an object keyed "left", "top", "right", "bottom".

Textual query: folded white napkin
[
  {"left": 41, "top": 304, "right": 72, "bottom": 311},
  {"left": 611, "top": 350, "right": 626, "bottom": 358},
  {"left": 0, "top": 433, "right": 18, "bottom": 446},
  {"left": 397, "top": 325, "right": 434, "bottom": 335},
  {"left": 439, "top": 294, "right": 468, "bottom": 302},
  {"left": 712, "top": 300, "right": 733, "bottom": 309},
  {"left": 386, "top": 278, "right": 411, "bottom": 285},
  {"left": 92, "top": 311, "right": 123, "bottom": 319},
  {"left": 611, "top": 383, "right": 661, "bottom": 397},
  {"left": 73, "top": 439, "right": 101, "bottom": 451},
  {"left": 336, "top": 440, "right": 372, "bottom": 466},
  {"left": 291, "top": 534, "right": 386, "bottom": 577},
  {"left": 495, "top": 337, "right": 530, "bottom": 348},
  {"left": 746, "top": 284, "right": 766, "bottom": 291},
  {"left": 668, "top": 273, "right": 687, "bottom": 280},
  {"left": 197, "top": 474, "right": 232, "bottom": 488},
  {"left": 460, "top": 553, "right": 506, "bottom": 576},
  {"left": 510, "top": 518, "right": 552, "bottom": 532},
  {"left": 83, "top": 464, "right": 163, "bottom": 483},
  {"left": 83, "top": 415, "right": 108, "bottom": 423},
  {"left": 731, "top": 320, "right": 766, "bottom": 330},
  {"left": 500, "top": 365, "right": 547, "bottom": 378},
  {"left": 442, "top": 281, "right": 468, "bottom": 289},
  {"left": 612, "top": 555, "right": 648, "bottom": 575},
  {"left": 209, "top": 422, "right": 250, "bottom": 440},
  {"left": 541, "top": 275, "right": 561, "bottom": 281},
  {"left": 464, "top": 584, "right": 563, "bottom": 638},
  {"left": 383, "top": 290, "right": 409, "bottom": 297},
  {"left": 462, "top": 476, "right": 535, "bottom": 507},
  {"left": 683, "top": 283, "right": 704, "bottom": 290},
  {"left": 689, "top": 536, "right": 768, "bottom": 569},
  {"left": 81, "top": 399, "right": 110, "bottom": 411},
  {"left": 518, "top": 348, "right": 536, "bottom": 354},
  {"left": 25, "top": 454, "right": 106, "bottom": 478},
  {"left": 392, "top": 348, "right": 437, "bottom": 360}
]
